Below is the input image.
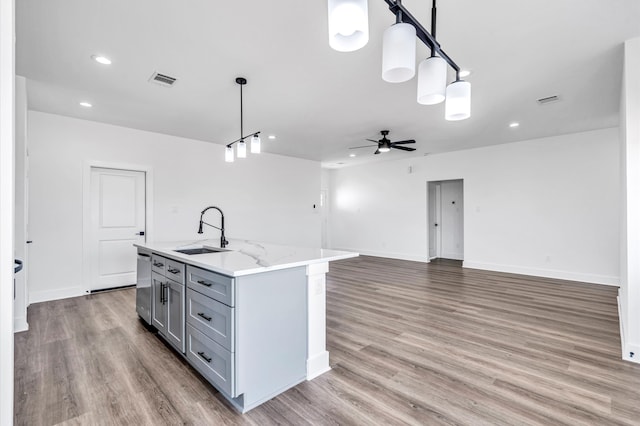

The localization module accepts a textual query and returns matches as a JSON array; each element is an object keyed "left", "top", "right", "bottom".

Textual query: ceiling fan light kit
[
  {"left": 328, "top": 0, "right": 471, "bottom": 120},
  {"left": 349, "top": 130, "right": 416, "bottom": 155},
  {"left": 224, "top": 77, "right": 261, "bottom": 163}
]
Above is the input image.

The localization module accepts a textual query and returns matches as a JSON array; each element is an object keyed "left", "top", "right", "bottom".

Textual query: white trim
[
  {"left": 305, "top": 262, "right": 331, "bottom": 380},
  {"left": 13, "top": 317, "right": 28, "bottom": 333},
  {"left": 30, "top": 286, "right": 84, "bottom": 304},
  {"left": 441, "top": 252, "right": 464, "bottom": 261},
  {"left": 331, "top": 246, "right": 429, "bottom": 263},
  {"left": 618, "top": 292, "right": 640, "bottom": 363},
  {"left": 0, "top": 0, "right": 15, "bottom": 422},
  {"left": 463, "top": 261, "right": 619, "bottom": 286},
  {"left": 82, "top": 161, "right": 154, "bottom": 295},
  {"left": 306, "top": 352, "right": 331, "bottom": 380}
]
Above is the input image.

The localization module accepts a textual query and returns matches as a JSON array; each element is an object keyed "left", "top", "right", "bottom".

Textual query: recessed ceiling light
[
  {"left": 268, "top": 135, "right": 276, "bottom": 140},
  {"left": 349, "top": 153, "right": 356, "bottom": 158},
  {"left": 459, "top": 69, "right": 471, "bottom": 78},
  {"left": 91, "top": 55, "right": 112, "bottom": 65},
  {"left": 509, "top": 122, "right": 520, "bottom": 128},
  {"left": 79, "top": 102, "right": 92, "bottom": 108}
]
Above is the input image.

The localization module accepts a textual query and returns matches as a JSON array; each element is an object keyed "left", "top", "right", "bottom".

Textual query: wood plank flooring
[{"left": 14, "top": 256, "right": 640, "bottom": 425}]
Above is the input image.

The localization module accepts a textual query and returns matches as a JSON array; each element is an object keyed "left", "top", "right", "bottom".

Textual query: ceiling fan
[{"left": 349, "top": 130, "right": 416, "bottom": 155}]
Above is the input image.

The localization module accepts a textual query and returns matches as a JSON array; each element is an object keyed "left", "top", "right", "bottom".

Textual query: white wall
[
  {"left": 328, "top": 127, "right": 620, "bottom": 285},
  {"left": 619, "top": 37, "right": 640, "bottom": 362},
  {"left": 28, "top": 111, "right": 322, "bottom": 303}
]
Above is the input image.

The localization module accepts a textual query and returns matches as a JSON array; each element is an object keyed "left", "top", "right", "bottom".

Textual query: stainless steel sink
[{"left": 174, "top": 247, "right": 228, "bottom": 255}]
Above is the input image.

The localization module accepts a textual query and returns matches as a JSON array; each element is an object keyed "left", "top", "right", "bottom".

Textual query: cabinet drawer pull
[
  {"left": 196, "top": 280, "right": 212, "bottom": 287},
  {"left": 153, "top": 262, "right": 164, "bottom": 267},
  {"left": 168, "top": 268, "right": 180, "bottom": 274},
  {"left": 197, "top": 351, "right": 212, "bottom": 363},
  {"left": 197, "top": 312, "right": 212, "bottom": 322}
]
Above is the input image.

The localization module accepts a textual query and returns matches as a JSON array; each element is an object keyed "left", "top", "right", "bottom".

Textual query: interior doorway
[
  {"left": 428, "top": 179, "right": 464, "bottom": 261},
  {"left": 87, "top": 167, "right": 146, "bottom": 292}
]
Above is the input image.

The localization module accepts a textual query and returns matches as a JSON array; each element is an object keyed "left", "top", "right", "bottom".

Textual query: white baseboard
[
  {"left": 30, "top": 286, "right": 84, "bottom": 304},
  {"left": 441, "top": 252, "right": 464, "bottom": 261},
  {"left": 307, "top": 351, "right": 331, "bottom": 380},
  {"left": 13, "top": 317, "right": 28, "bottom": 333},
  {"left": 618, "top": 293, "right": 640, "bottom": 364},
  {"left": 462, "top": 261, "right": 619, "bottom": 286},
  {"left": 331, "top": 246, "right": 428, "bottom": 263}
]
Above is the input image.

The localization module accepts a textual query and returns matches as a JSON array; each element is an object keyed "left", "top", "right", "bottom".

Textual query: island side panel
[
  {"left": 306, "top": 262, "right": 331, "bottom": 379},
  {"left": 235, "top": 267, "right": 308, "bottom": 411}
]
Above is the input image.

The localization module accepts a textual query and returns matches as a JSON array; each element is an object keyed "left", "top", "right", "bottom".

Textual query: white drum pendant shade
[
  {"left": 328, "top": 0, "right": 369, "bottom": 52},
  {"left": 382, "top": 23, "right": 416, "bottom": 83},
  {"left": 237, "top": 140, "right": 247, "bottom": 158},
  {"left": 225, "top": 146, "right": 234, "bottom": 162},
  {"left": 417, "top": 55, "right": 447, "bottom": 105},
  {"left": 445, "top": 80, "right": 471, "bottom": 121},
  {"left": 251, "top": 134, "right": 261, "bottom": 154}
]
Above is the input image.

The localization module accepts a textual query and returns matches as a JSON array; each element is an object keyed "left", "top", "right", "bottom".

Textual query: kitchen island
[{"left": 134, "top": 239, "right": 357, "bottom": 413}]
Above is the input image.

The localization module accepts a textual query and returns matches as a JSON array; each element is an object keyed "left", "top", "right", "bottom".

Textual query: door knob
[{"left": 135, "top": 231, "right": 145, "bottom": 236}]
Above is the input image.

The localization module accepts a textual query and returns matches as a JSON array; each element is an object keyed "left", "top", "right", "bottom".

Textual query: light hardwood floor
[{"left": 14, "top": 256, "right": 640, "bottom": 425}]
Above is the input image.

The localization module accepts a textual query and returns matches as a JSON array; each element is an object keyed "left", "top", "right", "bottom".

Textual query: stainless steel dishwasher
[{"left": 136, "top": 249, "right": 152, "bottom": 324}]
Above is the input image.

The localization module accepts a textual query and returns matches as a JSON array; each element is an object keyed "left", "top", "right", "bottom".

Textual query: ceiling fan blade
[
  {"left": 391, "top": 140, "right": 416, "bottom": 145},
  {"left": 374, "top": 149, "right": 381, "bottom": 155},
  {"left": 349, "top": 144, "right": 377, "bottom": 149},
  {"left": 366, "top": 139, "right": 379, "bottom": 143},
  {"left": 392, "top": 145, "right": 416, "bottom": 152}
]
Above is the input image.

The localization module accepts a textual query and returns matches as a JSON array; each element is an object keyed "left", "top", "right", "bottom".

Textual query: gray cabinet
[
  {"left": 151, "top": 272, "right": 167, "bottom": 331},
  {"left": 166, "top": 280, "right": 184, "bottom": 351},
  {"left": 186, "top": 265, "right": 236, "bottom": 396},
  {"left": 186, "top": 265, "right": 234, "bottom": 306},
  {"left": 147, "top": 254, "right": 308, "bottom": 413},
  {"left": 151, "top": 255, "right": 185, "bottom": 353},
  {"left": 186, "top": 324, "right": 234, "bottom": 396},
  {"left": 184, "top": 265, "right": 307, "bottom": 412},
  {"left": 186, "top": 286, "right": 234, "bottom": 350}
]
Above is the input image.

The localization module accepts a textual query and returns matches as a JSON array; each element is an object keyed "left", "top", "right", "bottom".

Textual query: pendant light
[
  {"left": 417, "top": 55, "right": 447, "bottom": 104},
  {"left": 328, "top": 0, "right": 369, "bottom": 52},
  {"left": 445, "top": 78, "right": 471, "bottom": 121},
  {"left": 251, "top": 134, "right": 261, "bottom": 153},
  {"left": 381, "top": 21, "right": 416, "bottom": 83},
  {"left": 416, "top": 2, "right": 446, "bottom": 105},
  {"left": 237, "top": 139, "right": 247, "bottom": 158},
  {"left": 224, "top": 77, "right": 261, "bottom": 162},
  {"left": 329, "top": 0, "right": 472, "bottom": 120},
  {"left": 225, "top": 146, "right": 234, "bottom": 162}
]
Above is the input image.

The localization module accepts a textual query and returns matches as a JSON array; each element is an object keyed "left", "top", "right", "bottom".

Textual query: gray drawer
[
  {"left": 151, "top": 254, "right": 166, "bottom": 275},
  {"left": 186, "top": 324, "right": 235, "bottom": 396},
  {"left": 165, "top": 258, "right": 185, "bottom": 284},
  {"left": 186, "top": 265, "right": 234, "bottom": 306},
  {"left": 186, "top": 288, "right": 234, "bottom": 351}
]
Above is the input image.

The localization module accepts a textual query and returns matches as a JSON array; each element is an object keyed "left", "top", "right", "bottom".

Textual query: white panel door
[
  {"left": 440, "top": 180, "right": 464, "bottom": 260},
  {"left": 90, "top": 168, "right": 145, "bottom": 291}
]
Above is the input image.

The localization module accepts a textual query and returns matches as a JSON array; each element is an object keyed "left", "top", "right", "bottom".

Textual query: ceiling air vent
[
  {"left": 537, "top": 95, "right": 560, "bottom": 105},
  {"left": 148, "top": 72, "right": 177, "bottom": 87}
]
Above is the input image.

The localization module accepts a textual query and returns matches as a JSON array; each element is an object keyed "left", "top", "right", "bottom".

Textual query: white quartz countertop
[{"left": 134, "top": 239, "right": 358, "bottom": 277}]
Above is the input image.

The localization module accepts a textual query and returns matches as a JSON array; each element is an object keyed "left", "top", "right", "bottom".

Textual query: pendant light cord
[
  {"left": 430, "top": 0, "right": 437, "bottom": 57},
  {"left": 239, "top": 82, "right": 244, "bottom": 141}
]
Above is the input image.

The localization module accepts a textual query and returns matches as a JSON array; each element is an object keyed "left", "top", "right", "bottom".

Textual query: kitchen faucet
[{"left": 197, "top": 206, "right": 229, "bottom": 248}]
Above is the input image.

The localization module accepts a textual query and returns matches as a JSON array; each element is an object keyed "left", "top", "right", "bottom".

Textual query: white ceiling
[{"left": 16, "top": 0, "right": 640, "bottom": 167}]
